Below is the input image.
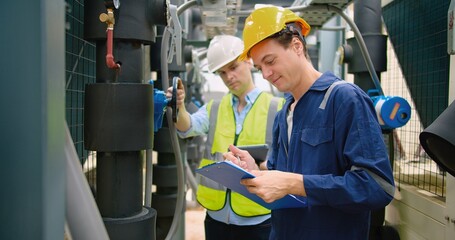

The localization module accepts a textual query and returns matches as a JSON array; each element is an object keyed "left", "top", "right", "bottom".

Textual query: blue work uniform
[{"left": 268, "top": 72, "right": 395, "bottom": 240}]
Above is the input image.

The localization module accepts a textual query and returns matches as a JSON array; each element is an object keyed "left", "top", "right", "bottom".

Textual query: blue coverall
[{"left": 268, "top": 72, "right": 395, "bottom": 240}]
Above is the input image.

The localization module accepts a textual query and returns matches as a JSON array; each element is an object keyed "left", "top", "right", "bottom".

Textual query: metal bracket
[{"left": 167, "top": 4, "right": 182, "bottom": 65}]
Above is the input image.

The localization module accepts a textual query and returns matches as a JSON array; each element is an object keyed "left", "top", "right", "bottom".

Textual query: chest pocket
[
  {"left": 300, "top": 127, "right": 333, "bottom": 146},
  {"left": 299, "top": 127, "right": 336, "bottom": 174}
]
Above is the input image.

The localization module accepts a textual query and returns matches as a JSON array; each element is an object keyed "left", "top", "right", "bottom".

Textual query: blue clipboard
[{"left": 196, "top": 161, "right": 307, "bottom": 210}]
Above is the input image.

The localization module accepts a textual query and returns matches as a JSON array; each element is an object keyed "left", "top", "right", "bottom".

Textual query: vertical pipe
[
  {"left": 352, "top": 0, "right": 386, "bottom": 93},
  {"left": 145, "top": 149, "right": 154, "bottom": 208},
  {"left": 96, "top": 151, "right": 143, "bottom": 217},
  {"left": 84, "top": 1, "right": 157, "bottom": 239},
  {"left": 354, "top": 0, "right": 382, "bottom": 34}
]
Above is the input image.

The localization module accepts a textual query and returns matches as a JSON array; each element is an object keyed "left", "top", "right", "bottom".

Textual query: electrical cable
[
  {"left": 158, "top": 3, "right": 199, "bottom": 239},
  {"left": 160, "top": 26, "right": 186, "bottom": 240}
]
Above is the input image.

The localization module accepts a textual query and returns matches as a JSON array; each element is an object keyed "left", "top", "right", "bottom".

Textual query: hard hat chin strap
[
  {"left": 270, "top": 23, "right": 307, "bottom": 46},
  {"left": 285, "top": 23, "right": 306, "bottom": 45}
]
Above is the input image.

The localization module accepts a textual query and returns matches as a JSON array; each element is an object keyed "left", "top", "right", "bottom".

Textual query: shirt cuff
[{"left": 176, "top": 121, "right": 193, "bottom": 138}]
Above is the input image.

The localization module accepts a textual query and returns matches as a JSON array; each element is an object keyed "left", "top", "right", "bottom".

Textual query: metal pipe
[
  {"left": 319, "top": 26, "right": 346, "bottom": 31},
  {"left": 65, "top": 122, "right": 109, "bottom": 240},
  {"left": 106, "top": 28, "right": 120, "bottom": 69},
  {"left": 144, "top": 48, "right": 154, "bottom": 208},
  {"left": 100, "top": 8, "right": 121, "bottom": 70},
  {"left": 144, "top": 149, "right": 153, "bottom": 207},
  {"left": 177, "top": 0, "right": 198, "bottom": 16}
]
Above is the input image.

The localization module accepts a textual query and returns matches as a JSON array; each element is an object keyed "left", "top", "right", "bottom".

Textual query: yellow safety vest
[{"left": 196, "top": 92, "right": 284, "bottom": 216}]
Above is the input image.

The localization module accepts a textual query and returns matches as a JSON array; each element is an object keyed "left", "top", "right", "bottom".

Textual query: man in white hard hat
[{"left": 167, "top": 35, "right": 284, "bottom": 240}]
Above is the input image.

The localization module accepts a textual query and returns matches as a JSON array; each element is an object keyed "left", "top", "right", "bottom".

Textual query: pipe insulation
[{"left": 354, "top": 0, "right": 382, "bottom": 34}]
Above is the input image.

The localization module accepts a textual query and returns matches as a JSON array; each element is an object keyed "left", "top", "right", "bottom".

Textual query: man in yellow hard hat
[
  {"left": 224, "top": 6, "right": 395, "bottom": 240},
  {"left": 167, "top": 35, "right": 284, "bottom": 240}
]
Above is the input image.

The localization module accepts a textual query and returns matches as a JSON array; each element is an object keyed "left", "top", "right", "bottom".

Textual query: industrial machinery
[
  {"left": 81, "top": 1, "right": 411, "bottom": 239},
  {"left": 5, "top": 1, "right": 455, "bottom": 240}
]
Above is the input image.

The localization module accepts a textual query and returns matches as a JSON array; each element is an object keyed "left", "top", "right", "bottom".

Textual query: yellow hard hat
[{"left": 238, "top": 6, "right": 311, "bottom": 61}]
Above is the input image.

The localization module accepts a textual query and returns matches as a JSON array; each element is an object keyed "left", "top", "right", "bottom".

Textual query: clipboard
[
  {"left": 196, "top": 161, "right": 307, "bottom": 210},
  {"left": 237, "top": 144, "right": 269, "bottom": 162}
]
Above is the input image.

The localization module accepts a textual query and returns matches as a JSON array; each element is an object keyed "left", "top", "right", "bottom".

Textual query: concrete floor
[
  {"left": 185, "top": 205, "right": 205, "bottom": 240},
  {"left": 185, "top": 189, "right": 205, "bottom": 240}
]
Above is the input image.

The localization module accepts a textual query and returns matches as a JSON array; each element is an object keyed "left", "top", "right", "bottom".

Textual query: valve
[
  {"left": 99, "top": 8, "right": 121, "bottom": 70},
  {"left": 99, "top": 9, "right": 115, "bottom": 28},
  {"left": 151, "top": 77, "right": 179, "bottom": 132}
]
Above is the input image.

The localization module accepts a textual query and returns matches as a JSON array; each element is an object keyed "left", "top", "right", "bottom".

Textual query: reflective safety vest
[{"left": 196, "top": 92, "right": 284, "bottom": 216}]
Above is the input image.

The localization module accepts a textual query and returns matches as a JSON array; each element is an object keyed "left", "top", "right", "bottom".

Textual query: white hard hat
[{"left": 206, "top": 35, "right": 244, "bottom": 73}]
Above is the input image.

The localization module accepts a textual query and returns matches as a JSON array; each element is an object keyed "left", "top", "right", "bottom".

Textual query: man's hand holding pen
[
  {"left": 223, "top": 144, "right": 260, "bottom": 172},
  {"left": 223, "top": 144, "right": 306, "bottom": 202}
]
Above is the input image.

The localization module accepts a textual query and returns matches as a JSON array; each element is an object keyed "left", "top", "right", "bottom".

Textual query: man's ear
[
  {"left": 244, "top": 59, "right": 254, "bottom": 70},
  {"left": 292, "top": 37, "right": 304, "bottom": 54}
]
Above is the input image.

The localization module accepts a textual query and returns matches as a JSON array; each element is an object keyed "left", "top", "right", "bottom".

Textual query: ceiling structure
[{"left": 197, "top": 0, "right": 354, "bottom": 39}]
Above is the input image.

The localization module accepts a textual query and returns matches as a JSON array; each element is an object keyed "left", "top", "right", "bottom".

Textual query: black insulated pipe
[
  {"left": 347, "top": 0, "right": 387, "bottom": 92},
  {"left": 83, "top": 0, "right": 161, "bottom": 239},
  {"left": 96, "top": 151, "right": 143, "bottom": 217},
  {"left": 84, "top": 0, "right": 156, "bottom": 43}
]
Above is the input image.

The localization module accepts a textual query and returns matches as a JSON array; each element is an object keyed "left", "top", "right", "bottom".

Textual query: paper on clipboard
[{"left": 196, "top": 161, "right": 307, "bottom": 210}]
